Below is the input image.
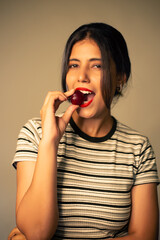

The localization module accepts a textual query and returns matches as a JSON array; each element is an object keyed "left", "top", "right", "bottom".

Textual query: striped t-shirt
[{"left": 12, "top": 116, "right": 159, "bottom": 239}]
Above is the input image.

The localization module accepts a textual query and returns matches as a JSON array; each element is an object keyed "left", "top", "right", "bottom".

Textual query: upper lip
[{"left": 75, "top": 87, "right": 95, "bottom": 94}]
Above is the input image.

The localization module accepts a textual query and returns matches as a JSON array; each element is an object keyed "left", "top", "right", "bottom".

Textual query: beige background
[{"left": 1, "top": 0, "right": 160, "bottom": 239}]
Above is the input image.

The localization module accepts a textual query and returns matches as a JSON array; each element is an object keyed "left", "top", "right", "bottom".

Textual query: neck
[{"left": 72, "top": 111, "right": 113, "bottom": 138}]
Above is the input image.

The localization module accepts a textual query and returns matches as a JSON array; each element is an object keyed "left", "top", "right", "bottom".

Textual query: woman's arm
[
  {"left": 15, "top": 90, "right": 78, "bottom": 240},
  {"left": 16, "top": 141, "right": 58, "bottom": 240},
  {"left": 109, "top": 183, "right": 159, "bottom": 240}
]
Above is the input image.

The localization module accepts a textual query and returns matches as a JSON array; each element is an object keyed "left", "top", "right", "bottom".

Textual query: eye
[
  {"left": 68, "top": 63, "right": 79, "bottom": 69},
  {"left": 92, "top": 64, "right": 102, "bottom": 69}
]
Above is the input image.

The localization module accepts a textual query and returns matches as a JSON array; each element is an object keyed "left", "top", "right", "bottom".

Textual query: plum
[{"left": 70, "top": 90, "right": 85, "bottom": 105}]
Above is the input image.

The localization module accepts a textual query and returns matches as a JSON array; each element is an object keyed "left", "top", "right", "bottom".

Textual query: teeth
[{"left": 80, "top": 90, "right": 92, "bottom": 94}]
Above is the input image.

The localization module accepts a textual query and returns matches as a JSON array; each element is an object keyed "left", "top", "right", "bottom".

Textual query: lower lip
[{"left": 80, "top": 98, "right": 94, "bottom": 108}]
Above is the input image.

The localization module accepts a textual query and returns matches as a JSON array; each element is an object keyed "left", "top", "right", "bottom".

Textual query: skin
[
  {"left": 8, "top": 227, "right": 26, "bottom": 240},
  {"left": 66, "top": 39, "right": 118, "bottom": 137},
  {"left": 13, "top": 89, "right": 78, "bottom": 240},
  {"left": 9, "top": 39, "right": 159, "bottom": 240}
]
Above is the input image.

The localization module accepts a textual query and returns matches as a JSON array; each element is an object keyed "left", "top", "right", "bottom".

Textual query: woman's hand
[
  {"left": 14, "top": 89, "right": 78, "bottom": 240},
  {"left": 40, "top": 89, "right": 78, "bottom": 145},
  {"left": 8, "top": 227, "right": 26, "bottom": 240}
]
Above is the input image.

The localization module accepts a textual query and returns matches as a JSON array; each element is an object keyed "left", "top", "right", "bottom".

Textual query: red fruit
[{"left": 70, "top": 90, "right": 85, "bottom": 105}]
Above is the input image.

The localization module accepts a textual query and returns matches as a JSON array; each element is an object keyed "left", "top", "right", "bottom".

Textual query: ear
[
  {"left": 116, "top": 73, "right": 127, "bottom": 93},
  {"left": 122, "top": 73, "right": 127, "bottom": 84},
  {"left": 117, "top": 73, "right": 127, "bottom": 86}
]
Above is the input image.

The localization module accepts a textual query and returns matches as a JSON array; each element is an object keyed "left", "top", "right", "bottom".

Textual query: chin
[{"left": 76, "top": 107, "right": 96, "bottom": 119}]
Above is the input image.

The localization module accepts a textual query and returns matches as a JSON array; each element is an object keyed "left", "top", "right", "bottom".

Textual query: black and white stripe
[{"left": 12, "top": 116, "right": 159, "bottom": 239}]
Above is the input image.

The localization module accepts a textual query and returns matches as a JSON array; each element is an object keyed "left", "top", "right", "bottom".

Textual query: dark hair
[{"left": 62, "top": 22, "right": 131, "bottom": 108}]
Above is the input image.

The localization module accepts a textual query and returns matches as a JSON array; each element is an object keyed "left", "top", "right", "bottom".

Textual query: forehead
[{"left": 70, "top": 39, "right": 101, "bottom": 58}]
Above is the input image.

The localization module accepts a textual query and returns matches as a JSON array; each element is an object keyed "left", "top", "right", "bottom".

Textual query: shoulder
[
  {"left": 12, "top": 118, "right": 42, "bottom": 169},
  {"left": 115, "top": 119, "right": 157, "bottom": 170},
  {"left": 21, "top": 113, "right": 64, "bottom": 139},
  {"left": 21, "top": 117, "right": 42, "bottom": 139},
  {"left": 115, "top": 119, "right": 148, "bottom": 145},
  {"left": 26, "top": 117, "right": 42, "bottom": 129},
  {"left": 114, "top": 119, "right": 154, "bottom": 159}
]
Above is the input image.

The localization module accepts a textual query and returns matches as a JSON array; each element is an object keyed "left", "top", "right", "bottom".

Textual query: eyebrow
[{"left": 69, "top": 58, "right": 102, "bottom": 62}]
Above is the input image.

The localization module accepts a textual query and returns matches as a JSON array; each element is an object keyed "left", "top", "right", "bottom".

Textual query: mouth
[{"left": 76, "top": 87, "right": 95, "bottom": 108}]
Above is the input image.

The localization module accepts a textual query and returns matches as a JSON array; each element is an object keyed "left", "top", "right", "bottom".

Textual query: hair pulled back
[{"left": 62, "top": 22, "right": 131, "bottom": 108}]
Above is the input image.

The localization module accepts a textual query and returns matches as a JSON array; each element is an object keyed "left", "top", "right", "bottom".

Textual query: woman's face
[{"left": 66, "top": 38, "right": 116, "bottom": 119}]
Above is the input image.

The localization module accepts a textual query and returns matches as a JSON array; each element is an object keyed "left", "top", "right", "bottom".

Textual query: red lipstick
[{"left": 75, "top": 87, "right": 95, "bottom": 108}]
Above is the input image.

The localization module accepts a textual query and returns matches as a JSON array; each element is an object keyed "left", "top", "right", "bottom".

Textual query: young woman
[{"left": 8, "top": 23, "right": 159, "bottom": 240}]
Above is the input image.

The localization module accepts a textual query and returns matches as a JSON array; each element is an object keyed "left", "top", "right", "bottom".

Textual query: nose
[{"left": 78, "top": 67, "right": 90, "bottom": 83}]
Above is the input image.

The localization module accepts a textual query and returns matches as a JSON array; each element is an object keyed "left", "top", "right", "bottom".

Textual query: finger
[
  {"left": 64, "top": 89, "right": 75, "bottom": 98},
  {"left": 41, "top": 92, "right": 67, "bottom": 116},
  {"left": 62, "top": 104, "right": 79, "bottom": 125},
  {"left": 8, "top": 227, "right": 21, "bottom": 239},
  {"left": 43, "top": 91, "right": 67, "bottom": 107},
  {"left": 10, "top": 234, "right": 26, "bottom": 240},
  {"left": 50, "top": 94, "right": 67, "bottom": 113}
]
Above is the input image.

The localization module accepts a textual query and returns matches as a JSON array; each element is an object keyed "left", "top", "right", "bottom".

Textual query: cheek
[
  {"left": 66, "top": 72, "right": 76, "bottom": 89},
  {"left": 66, "top": 74, "right": 71, "bottom": 89}
]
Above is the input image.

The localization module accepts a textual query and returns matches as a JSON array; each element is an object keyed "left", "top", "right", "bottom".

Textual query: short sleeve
[
  {"left": 12, "top": 118, "right": 42, "bottom": 169},
  {"left": 134, "top": 137, "right": 159, "bottom": 186}
]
